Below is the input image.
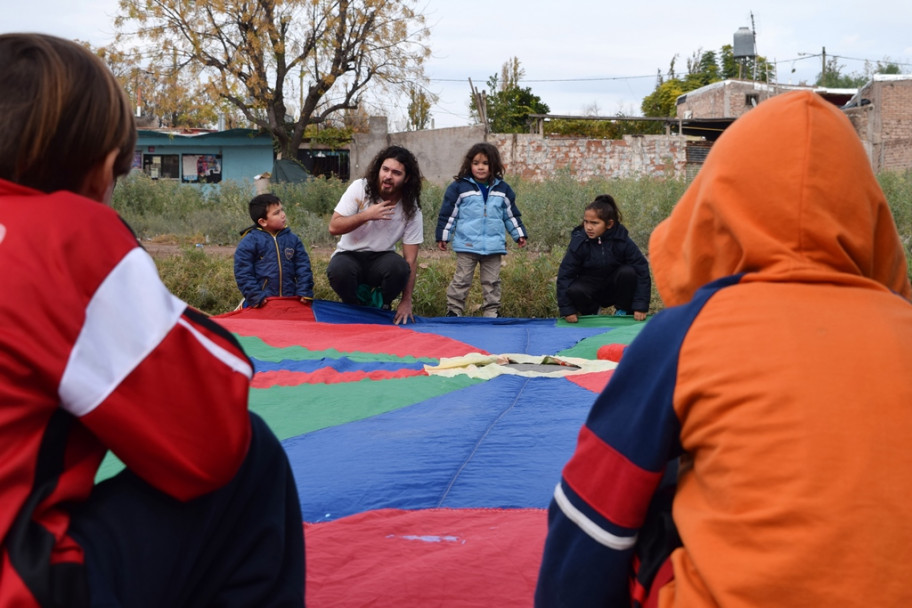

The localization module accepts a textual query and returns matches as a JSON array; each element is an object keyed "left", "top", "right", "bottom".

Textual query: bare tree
[{"left": 115, "top": 0, "right": 430, "bottom": 158}]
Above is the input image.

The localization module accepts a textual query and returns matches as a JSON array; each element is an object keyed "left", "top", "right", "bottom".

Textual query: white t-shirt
[{"left": 332, "top": 178, "right": 424, "bottom": 254}]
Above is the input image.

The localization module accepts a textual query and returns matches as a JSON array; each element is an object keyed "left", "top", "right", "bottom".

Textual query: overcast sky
[{"left": 4, "top": 0, "right": 911, "bottom": 129}]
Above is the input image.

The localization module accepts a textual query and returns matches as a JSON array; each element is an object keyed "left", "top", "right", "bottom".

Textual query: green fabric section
[
  {"left": 249, "top": 374, "right": 483, "bottom": 440},
  {"left": 235, "top": 335, "right": 437, "bottom": 365},
  {"left": 555, "top": 314, "right": 644, "bottom": 329},
  {"left": 557, "top": 320, "right": 650, "bottom": 359}
]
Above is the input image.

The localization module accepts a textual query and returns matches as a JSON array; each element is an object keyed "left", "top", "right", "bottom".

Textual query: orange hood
[{"left": 649, "top": 90, "right": 911, "bottom": 307}]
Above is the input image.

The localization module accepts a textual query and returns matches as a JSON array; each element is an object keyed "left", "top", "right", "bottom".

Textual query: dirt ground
[{"left": 141, "top": 241, "right": 453, "bottom": 261}]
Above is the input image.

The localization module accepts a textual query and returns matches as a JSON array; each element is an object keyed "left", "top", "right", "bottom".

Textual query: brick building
[
  {"left": 676, "top": 79, "right": 855, "bottom": 120},
  {"left": 677, "top": 77, "right": 912, "bottom": 174},
  {"left": 844, "top": 75, "right": 912, "bottom": 173}
]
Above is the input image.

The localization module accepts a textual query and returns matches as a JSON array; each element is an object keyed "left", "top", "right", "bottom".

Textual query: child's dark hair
[
  {"left": 249, "top": 193, "right": 281, "bottom": 222},
  {"left": 586, "top": 194, "right": 623, "bottom": 225},
  {"left": 455, "top": 143, "right": 504, "bottom": 182},
  {"left": 0, "top": 33, "right": 137, "bottom": 194}
]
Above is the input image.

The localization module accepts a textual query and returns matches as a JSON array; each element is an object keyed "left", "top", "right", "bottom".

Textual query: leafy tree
[
  {"left": 87, "top": 41, "right": 222, "bottom": 128},
  {"left": 684, "top": 49, "right": 720, "bottom": 89},
  {"left": 406, "top": 86, "right": 433, "bottom": 131},
  {"left": 469, "top": 57, "right": 550, "bottom": 133},
  {"left": 719, "top": 44, "right": 775, "bottom": 82},
  {"left": 115, "top": 0, "right": 430, "bottom": 159},
  {"left": 641, "top": 42, "right": 776, "bottom": 122},
  {"left": 816, "top": 57, "right": 901, "bottom": 88},
  {"left": 817, "top": 56, "right": 869, "bottom": 88}
]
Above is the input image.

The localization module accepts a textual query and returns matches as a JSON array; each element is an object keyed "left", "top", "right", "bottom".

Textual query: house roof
[{"left": 136, "top": 128, "right": 271, "bottom": 142}]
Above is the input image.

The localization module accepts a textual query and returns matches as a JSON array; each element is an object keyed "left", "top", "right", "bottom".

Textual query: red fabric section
[
  {"left": 597, "top": 343, "right": 627, "bottom": 362},
  {"left": 566, "top": 370, "right": 614, "bottom": 394},
  {"left": 218, "top": 318, "right": 480, "bottom": 359},
  {"left": 215, "top": 296, "right": 316, "bottom": 321},
  {"left": 305, "top": 508, "right": 546, "bottom": 607},
  {"left": 252, "top": 368, "right": 426, "bottom": 388},
  {"left": 563, "top": 426, "right": 663, "bottom": 529}
]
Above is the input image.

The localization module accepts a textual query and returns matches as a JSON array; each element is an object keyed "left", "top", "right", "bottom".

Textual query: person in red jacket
[
  {"left": 536, "top": 90, "right": 912, "bottom": 606},
  {"left": 0, "top": 33, "right": 304, "bottom": 607}
]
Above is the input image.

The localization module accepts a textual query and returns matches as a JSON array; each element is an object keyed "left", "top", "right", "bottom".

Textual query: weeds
[{"left": 127, "top": 169, "right": 912, "bottom": 316}]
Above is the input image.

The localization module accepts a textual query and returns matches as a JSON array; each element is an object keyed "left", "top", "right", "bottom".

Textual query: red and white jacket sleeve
[{"left": 58, "top": 220, "right": 254, "bottom": 501}]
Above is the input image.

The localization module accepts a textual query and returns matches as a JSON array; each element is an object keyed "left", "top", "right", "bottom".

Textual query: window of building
[
  {"left": 745, "top": 93, "right": 760, "bottom": 107},
  {"left": 181, "top": 154, "right": 223, "bottom": 184},
  {"left": 142, "top": 154, "right": 180, "bottom": 180}
]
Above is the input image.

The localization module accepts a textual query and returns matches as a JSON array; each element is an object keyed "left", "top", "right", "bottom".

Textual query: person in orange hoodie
[{"left": 535, "top": 90, "right": 912, "bottom": 607}]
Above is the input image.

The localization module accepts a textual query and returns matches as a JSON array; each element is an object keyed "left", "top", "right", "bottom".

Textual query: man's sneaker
[
  {"left": 613, "top": 308, "right": 628, "bottom": 316},
  {"left": 445, "top": 310, "right": 458, "bottom": 317}
]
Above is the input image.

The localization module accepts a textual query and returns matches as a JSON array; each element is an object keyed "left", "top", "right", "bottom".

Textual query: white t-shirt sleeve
[
  {"left": 403, "top": 208, "right": 424, "bottom": 245},
  {"left": 334, "top": 179, "right": 369, "bottom": 216}
]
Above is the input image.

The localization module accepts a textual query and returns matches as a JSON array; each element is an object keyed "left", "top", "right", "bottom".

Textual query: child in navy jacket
[
  {"left": 234, "top": 193, "right": 314, "bottom": 307},
  {"left": 556, "top": 194, "right": 651, "bottom": 322}
]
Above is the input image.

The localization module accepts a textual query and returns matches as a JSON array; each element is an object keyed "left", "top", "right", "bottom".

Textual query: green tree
[
  {"left": 406, "top": 86, "right": 433, "bottom": 131},
  {"left": 719, "top": 44, "right": 775, "bottom": 82},
  {"left": 817, "top": 56, "right": 868, "bottom": 88},
  {"left": 816, "top": 57, "right": 900, "bottom": 88},
  {"left": 641, "top": 79, "right": 685, "bottom": 118},
  {"left": 469, "top": 57, "right": 550, "bottom": 133},
  {"left": 641, "top": 43, "right": 776, "bottom": 121},
  {"left": 115, "top": 0, "right": 430, "bottom": 159}
]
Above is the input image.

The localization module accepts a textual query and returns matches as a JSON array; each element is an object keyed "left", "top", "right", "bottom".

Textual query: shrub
[{"left": 127, "top": 170, "right": 912, "bottom": 317}]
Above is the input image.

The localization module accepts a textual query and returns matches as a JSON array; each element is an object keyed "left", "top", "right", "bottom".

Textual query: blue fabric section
[
  {"left": 251, "top": 357, "right": 427, "bottom": 374},
  {"left": 286, "top": 375, "right": 598, "bottom": 522},
  {"left": 408, "top": 318, "right": 611, "bottom": 356},
  {"left": 310, "top": 299, "right": 614, "bottom": 355}
]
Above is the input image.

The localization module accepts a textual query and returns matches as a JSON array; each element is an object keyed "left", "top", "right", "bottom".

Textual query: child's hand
[
  {"left": 300, "top": 296, "right": 313, "bottom": 305},
  {"left": 564, "top": 314, "right": 578, "bottom": 323},
  {"left": 437, "top": 241, "right": 448, "bottom": 251},
  {"left": 517, "top": 237, "right": 527, "bottom": 248},
  {"left": 634, "top": 311, "right": 647, "bottom": 321}
]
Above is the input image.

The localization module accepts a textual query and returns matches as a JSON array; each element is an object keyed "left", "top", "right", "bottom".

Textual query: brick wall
[
  {"left": 488, "top": 133, "right": 689, "bottom": 182},
  {"left": 845, "top": 77, "right": 912, "bottom": 173},
  {"left": 877, "top": 80, "right": 912, "bottom": 172}
]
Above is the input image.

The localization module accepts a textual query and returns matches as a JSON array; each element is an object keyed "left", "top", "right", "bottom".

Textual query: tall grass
[{"left": 115, "top": 169, "right": 912, "bottom": 316}]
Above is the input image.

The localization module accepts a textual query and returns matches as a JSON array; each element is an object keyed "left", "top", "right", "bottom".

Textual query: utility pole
[{"left": 821, "top": 46, "right": 827, "bottom": 84}]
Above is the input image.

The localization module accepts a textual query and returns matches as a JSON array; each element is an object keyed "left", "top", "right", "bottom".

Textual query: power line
[{"left": 428, "top": 74, "right": 656, "bottom": 84}]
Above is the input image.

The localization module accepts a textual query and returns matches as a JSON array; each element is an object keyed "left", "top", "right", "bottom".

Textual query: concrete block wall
[
  {"left": 351, "top": 120, "right": 487, "bottom": 185},
  {"left": 350, "top": 121, "right": 689, "bottom": 186}
]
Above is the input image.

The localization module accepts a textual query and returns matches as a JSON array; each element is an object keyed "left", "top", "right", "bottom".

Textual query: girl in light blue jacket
[{"left": 435, "top": 143, "right": 527, "bottom": 317}]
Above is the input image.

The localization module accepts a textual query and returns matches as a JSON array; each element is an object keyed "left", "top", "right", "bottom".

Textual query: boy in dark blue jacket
[
  {"left": 556, "top": 194, "right": 651, "bottom": 322},
  {"left": 234, "top": 193, "right": 314, "bottom": 307}
]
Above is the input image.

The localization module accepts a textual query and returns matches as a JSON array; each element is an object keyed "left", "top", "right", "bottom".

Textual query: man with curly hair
[{"left": 328, "top": 146, "right": 424, "bottom": 324}]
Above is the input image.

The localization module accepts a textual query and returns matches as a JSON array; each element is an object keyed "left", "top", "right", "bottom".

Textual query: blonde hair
[{"left": 0, "top": 33, "right": 137, "bottom": 193}]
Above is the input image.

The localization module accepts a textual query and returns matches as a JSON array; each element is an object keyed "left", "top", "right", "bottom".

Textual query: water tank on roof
[{"left": 733, "top": 27, "right": 756, "bottom": 58}]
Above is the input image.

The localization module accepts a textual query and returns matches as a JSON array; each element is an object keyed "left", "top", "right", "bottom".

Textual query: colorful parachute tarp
[{"left": 213, "top": 297, "right": 647, "bottom": 607}]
